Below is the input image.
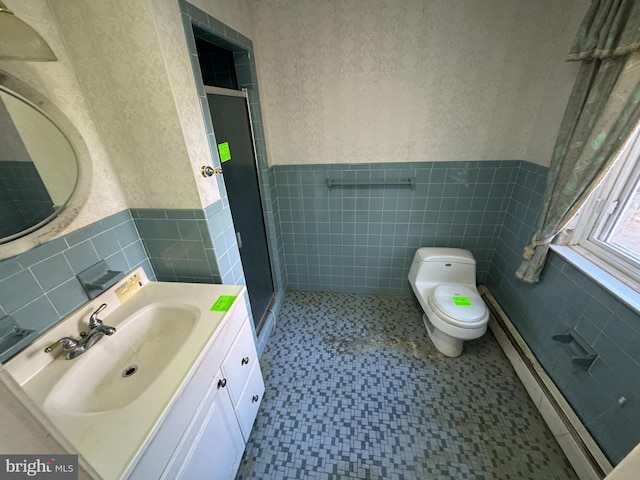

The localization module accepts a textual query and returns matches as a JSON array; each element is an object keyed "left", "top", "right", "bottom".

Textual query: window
[{"left": 568, "top": 123, "right": 640, "bottom": 292}]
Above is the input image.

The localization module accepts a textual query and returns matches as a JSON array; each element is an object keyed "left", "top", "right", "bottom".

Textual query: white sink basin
[
  {"left": 43, "top": 303, "right": 199, "bottom": 414},
  {"left": 5, "top": 268, "right": 247, "bottom": 480}
]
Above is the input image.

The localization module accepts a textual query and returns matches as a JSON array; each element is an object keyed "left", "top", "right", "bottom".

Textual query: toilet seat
[{"left": 428, "top": 284, "right": 488, "bottom": 328}]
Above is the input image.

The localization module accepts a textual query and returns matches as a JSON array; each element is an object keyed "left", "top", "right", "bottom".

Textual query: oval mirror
[{"left": 0, "top": 71, "right": 91, "bottom": 260}]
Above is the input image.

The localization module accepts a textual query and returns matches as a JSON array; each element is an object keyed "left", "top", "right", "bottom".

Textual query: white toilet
[{"left": 408, "top": 247, "right": 489, "bottom": 357}]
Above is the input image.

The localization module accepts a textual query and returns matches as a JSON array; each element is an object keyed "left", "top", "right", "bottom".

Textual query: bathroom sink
[
  {"left": 41, "top": 303, "right": 199, "bottom": 414},
  {"left": 5, "top": 267, "right": 247, "bottom": 480}
]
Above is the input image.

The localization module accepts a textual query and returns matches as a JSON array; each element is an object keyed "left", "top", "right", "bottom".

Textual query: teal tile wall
[
  {"left": 486, "top": 162, "right": 640, "bottom": 465},
  {"left": 131, "top": 208, "right": 221, "bottom": 283},
  {"left": 204, "top": 199, "right": 254, "bottom": 329},
  {"left": 0, "top": 210, "right": 151, "bottom": 362},
  {"left": 132, "top": 202, "right": 251, "bottom": 325},
  {"left": 273, "top": 161, "right": 519, "bottom": 294},
  {"left": 204, "top": 200, "right": 245, "bottom": 284},
  {"left": 267, "top": 167, "right": 285, "bottom": 289},
  {"left": 131, "top": 202, "right": 246, "bottom": 285}
]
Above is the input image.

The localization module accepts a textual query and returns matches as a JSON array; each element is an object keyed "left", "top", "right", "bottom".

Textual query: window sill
[{"left": 550, "top": 245, "right": 640, "bottom": 315}]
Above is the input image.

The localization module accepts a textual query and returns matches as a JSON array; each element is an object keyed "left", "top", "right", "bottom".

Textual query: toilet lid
[{"left": 429, "top": 285, "right": 487, "bottom": 324}]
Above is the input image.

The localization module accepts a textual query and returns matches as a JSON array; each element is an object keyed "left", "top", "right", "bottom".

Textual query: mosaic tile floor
[{"left": 236, "top": 291, "right": 578, "bottom": 480}]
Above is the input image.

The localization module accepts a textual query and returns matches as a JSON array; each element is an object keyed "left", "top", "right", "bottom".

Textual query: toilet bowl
[{"left": 408, "top": 247, "right": 489, "bottom": 357}]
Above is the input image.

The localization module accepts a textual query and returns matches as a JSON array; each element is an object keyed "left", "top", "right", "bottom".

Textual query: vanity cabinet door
[
  {"left": 222, "top": 318, "right": 259, "bottom": 405},
  {"left": 234, "top": 362, "right": 265, "bottom": 439},
  {"left": 165, "top": 369, "right": 245, "bottom": 480}
]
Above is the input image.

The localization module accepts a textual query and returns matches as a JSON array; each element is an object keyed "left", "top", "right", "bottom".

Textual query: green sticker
[
  {"left": 218, "top": 142, "right": 231, "bottom": 162},
  {"left": 452, "top": 296, "right": 472, "bottom": 306},
  {"left": 210, "top": 295, "right": 237, "bottom": 312}
]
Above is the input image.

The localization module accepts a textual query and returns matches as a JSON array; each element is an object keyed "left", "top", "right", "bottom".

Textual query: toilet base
[{"left": 423, "top": 314, "right": 463, "bottom": 357}]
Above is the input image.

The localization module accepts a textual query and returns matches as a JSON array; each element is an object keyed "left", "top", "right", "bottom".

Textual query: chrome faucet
[{"left": 44, "top": 303, "right": 116, "bottom": 359}]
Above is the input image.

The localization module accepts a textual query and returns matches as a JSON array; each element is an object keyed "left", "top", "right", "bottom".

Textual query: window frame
[{"left": 567, "top": 124, "right": 640, "bottom": 294}]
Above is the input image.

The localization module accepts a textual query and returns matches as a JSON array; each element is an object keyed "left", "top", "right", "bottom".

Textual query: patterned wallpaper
[
  {"left": 251, "top": 0, "right": 587, "bottom": 167},
  {"left": 47, "top": 0, "right": 209, "bottom": 210},
  {"left": 0, "top": 1, "right": 127, "bottom": 234},
  {"left": 0, "top": 0, "right": 254, "bottom": 254},
  {"left": 148, "top": 0, "right": 250, "bottom": 208},
  {"left": 45, "top": 0, "right": 255, "bottom": 211},
  {"left": 0, "top": 0, "right": 587, "bottom": 233}
]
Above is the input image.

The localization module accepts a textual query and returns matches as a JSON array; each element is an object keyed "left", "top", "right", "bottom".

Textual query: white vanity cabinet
[
  {"left": 161, "top": 369, "right": 245, "bottom": 480},
  {"left": 129, "top": 295, "right": 264, "bottom": 480},
  {"left": 5, "top": 269, "right": 264, "bottom": 480}
]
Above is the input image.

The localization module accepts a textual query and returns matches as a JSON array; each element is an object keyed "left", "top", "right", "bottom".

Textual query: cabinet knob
[
  {"left": 217, "top": 378, "right": 227, "bottom": 389},
  {"left": 241, "top": 357, "right": 250, "bottom": 365},
  {"left": 252, "top": 395, "right": 259, "bottom": 403}
]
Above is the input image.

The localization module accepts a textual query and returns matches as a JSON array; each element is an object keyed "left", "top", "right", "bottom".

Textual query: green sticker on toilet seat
[{"left": 452, "top": 296, "right": 472, "bottom": 306}]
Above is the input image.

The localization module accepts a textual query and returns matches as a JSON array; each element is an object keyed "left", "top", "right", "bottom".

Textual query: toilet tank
[{"left": 408, "top": 247, "right": 478, "bottom": 287}]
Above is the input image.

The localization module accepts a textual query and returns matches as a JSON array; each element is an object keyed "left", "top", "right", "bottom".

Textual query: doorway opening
[
  {"left": 195, "top": 35, "right": 276, "bottom": 334},
  {"left": 195, "top": 37, "right": 239, "bottom": 90}
]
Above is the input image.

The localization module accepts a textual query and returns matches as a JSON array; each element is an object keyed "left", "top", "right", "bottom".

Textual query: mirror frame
[{"left": 0, "top": 70, "right": 92, "bottom": 260}]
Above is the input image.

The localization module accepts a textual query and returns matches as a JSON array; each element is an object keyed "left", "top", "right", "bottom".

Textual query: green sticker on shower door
[
  {"left": 218, "top": 142, "right": 231, "bottom": 162},
  {"left": 210, "top": 295, "right": 237, "bottom": 312},
  {"left": 452, "top": 296, "right": 472, "bottom": 306}
]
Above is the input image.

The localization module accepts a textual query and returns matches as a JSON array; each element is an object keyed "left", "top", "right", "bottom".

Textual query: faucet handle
[
  {"left": 89, "top": 303, "right": 107, "bottom": 328},
  {"left": 44, "top": 337, "right": 79, "bottom": 354}
]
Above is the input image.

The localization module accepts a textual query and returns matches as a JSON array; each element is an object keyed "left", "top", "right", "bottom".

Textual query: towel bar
[{"left": 326, "top": 177, "right": 416, "bottom": 189}]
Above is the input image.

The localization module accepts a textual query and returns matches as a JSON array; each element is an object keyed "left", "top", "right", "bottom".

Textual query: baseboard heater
[{"left": 478, "top": 285, "right": 613, "bottom": 480}]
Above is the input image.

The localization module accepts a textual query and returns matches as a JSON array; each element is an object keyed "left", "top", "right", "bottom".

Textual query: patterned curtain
[{"left": 515, "top": 0, "right": 640, "bottom": 283}]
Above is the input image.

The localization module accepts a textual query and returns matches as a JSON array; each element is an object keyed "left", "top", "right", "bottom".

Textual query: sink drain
[{"left": 122, "top": 365, "right": 138, "bottom": 377}]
